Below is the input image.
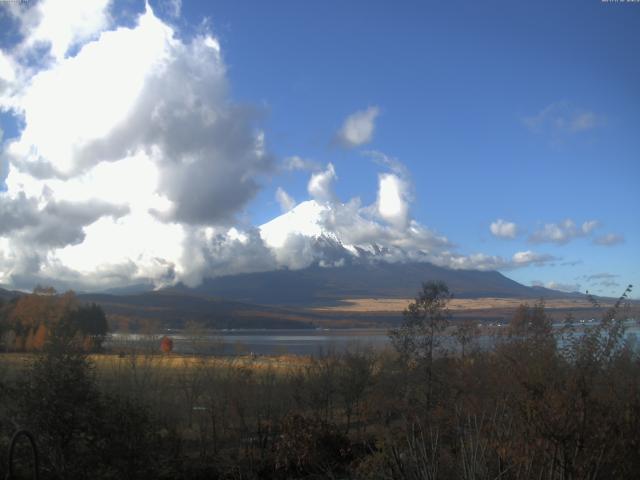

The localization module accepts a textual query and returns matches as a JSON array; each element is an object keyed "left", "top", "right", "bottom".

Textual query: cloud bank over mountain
[{"left": 0, "top": 2, "right": 563, "bottom": 291}]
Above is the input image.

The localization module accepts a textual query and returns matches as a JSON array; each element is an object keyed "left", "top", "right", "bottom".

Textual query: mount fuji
[
  {"left": 257, "top": 199, "right": 446, "bottom": 270},
  {"left": 70, "top": 200, "right": 587, "bottom": 328},
  {"left": 260, "top": 200, "right": 337, "bottom": 249},
  {"left": 155, "top": 200, "right": 574, "bottom": 306}
]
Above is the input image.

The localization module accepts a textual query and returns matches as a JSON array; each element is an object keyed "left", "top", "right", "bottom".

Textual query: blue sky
[
  {"left": 188, "top": 0, "right": 640, "bottom": 296},
  {"left": 0, "top": 0, "right": 638, "bottom": 296}
]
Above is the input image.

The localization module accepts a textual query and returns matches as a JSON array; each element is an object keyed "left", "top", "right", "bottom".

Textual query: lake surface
[
  {"left": 107, "top": 321, "right": 640, "bottom": 356},
  {"left": 108, "top": 328, "right": 391, "bottom": 356}
]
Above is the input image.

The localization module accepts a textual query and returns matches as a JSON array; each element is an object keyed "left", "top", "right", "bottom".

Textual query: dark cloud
[
  {"left": 0, "top": 192, "right": 40, "bottom": 234},
  {"left": 71, "top": 37, "right": 273, "bottom": 226},
  {"left": 179, "top": 227, "right": 277, "bottom": 287},
  {"left": 27, "top": 199, "right": 129, "bottom": 247},
  {"left": 0, "top": 194, "right": 128, "bottom": 257},
  {"left": 2, "top": 195, "right": 127, "bottom": 245}
]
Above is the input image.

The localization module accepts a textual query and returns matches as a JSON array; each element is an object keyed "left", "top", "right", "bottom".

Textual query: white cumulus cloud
[
  {"left": 283, "top": 155, "right": 319, "bottom": 171},
  {"left": 531, "top": 280, "right": 581, "bottom": 293},
  {"left": 529, "top": 219, "right": 599, "bottom": 245},
  {"left": 259, "top": 163, "right": 558, "bottom": 274},
  {"left": 490, "top": 219, "right": 518, "bottom": 239},
  {"left": 0, "top": 3, "right": 271, "bottom": 290},
  {"left": 377, "top": 173, "right": 409, "bottom": 229},
  {"left": 512, "top": 250, "right": 556, "bottom": 267},
  {"left": 337, "top": 106, "right": 380, "bottom": 147},
  {"left": 307, "top": 163, "right": 337, "bottom": 203},
  {"left": 14, "top": 0, "right": 113, "bottom": 62},
  {"left": 437, "top": 250, "right": 556, "bottom": 271},
  {"left": 275, "top": 187, "right": 296, "bottom": 212},
  {"left": 0, "top": 3, "right": 574, "bottom": 292}
]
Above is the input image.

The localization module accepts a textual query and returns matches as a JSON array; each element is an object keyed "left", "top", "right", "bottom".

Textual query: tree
[
  {"left": 1, "top": 290, "right": 82, "bottom": 352},
  {"left": 507, "top": 300, "right": 552, "bottom": 341},
  {"left": 33, "top": 324, "right": 49, "bottom": 350},
  {"left": 160, "top": 335, "right": 174, "bottom": 354},
  {"left": 65, "top": 303, "right": 109, "bottom": 350},
  {"left": 17, "top": 337, "right": 103, "bottom": 477},
  {"left": 390, "top": 281, "right": 452, "bottom": 408},
  {"left": 16, "top": 320, "right": 158, "bottom": 479},
  {"left": 337, "top": 348, "right": 375, "bottom": 433},
  {"left": 24, "top": 329, "right": 35, "bottom": 352},
  {"left": 33, "top": 285, "right": 57, "bottom": 296},
  {"left": 0, "top": 297, "right": 6, "bottom": 348},
  {"left": 453, "top": 320, "right": 480, "bottom": 358}
]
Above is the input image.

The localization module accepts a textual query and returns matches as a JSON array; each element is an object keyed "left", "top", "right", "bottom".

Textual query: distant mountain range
[
  {"left": 2, "top": 262, "right": 590, "bottom": 330},
  {"left": 169, "top": 261, "right": 577, "bottom": 306},
  {"left": 78, "top": 290, "right": 318, "bottom": 330},
  {"left": 82, "top": 261, "right": 589, "bottom": 329},
  {"left": 0, "top": 286, "right": 21, "bottom": 301}
]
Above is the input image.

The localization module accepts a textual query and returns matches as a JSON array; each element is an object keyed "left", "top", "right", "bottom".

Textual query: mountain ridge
[
  {"left": 171, "top": 260, "right": 579, "bottom": 306},
  {"left": 3, "top": 263, "right": 600, "bottom": 330}
]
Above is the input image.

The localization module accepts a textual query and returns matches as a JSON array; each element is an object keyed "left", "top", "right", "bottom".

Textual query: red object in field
[{"left": 160, "top": 335, "right": 173, "bottom": 354}]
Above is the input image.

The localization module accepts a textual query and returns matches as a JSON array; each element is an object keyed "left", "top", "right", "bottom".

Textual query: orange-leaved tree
[{"left": 160, "top": 335, "right": 174, "bottom": 354}]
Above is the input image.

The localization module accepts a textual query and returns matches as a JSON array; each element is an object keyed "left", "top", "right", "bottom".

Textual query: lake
[
  {"left": 106, "top": 320, "right": 640, "bottom": 356},
  {"left": 108, "top": 328, "right": 391, "bottom": 356}
]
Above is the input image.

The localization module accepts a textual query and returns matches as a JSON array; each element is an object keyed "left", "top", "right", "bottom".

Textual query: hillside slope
[
  {"left": 0, "top": 287, "right": 19, "bottom": 302},
  {"left": 176, "top": 261, "right": 575, "bottom": 306},
  {"left": 78, "top": 291, "right": 317, "bottom": 329}
]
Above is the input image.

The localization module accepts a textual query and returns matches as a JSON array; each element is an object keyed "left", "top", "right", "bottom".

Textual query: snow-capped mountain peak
[{"left": 259, "top": 200, "right": 337, "bottom": 249}]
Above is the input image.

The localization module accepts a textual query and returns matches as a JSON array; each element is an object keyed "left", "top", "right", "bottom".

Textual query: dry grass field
[
  {"left": 0, "top": 352, "right": 311, "bottom": 379},
  {"left": 311, "top": 296, "right": 605, "bottom": 314}
]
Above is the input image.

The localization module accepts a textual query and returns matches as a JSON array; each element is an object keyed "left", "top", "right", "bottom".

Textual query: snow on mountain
[
  {"left": 259, "top": 200, "right": 339, "bottom": 249},
  {"left": 258, "top": 199, "right": 437, "bottom": 270},
  {"left": 256, "top": 197, "right": 556, "bottom": 277},
  {"left": 258, "top": 198, "right": 447, "bottom": 268}
]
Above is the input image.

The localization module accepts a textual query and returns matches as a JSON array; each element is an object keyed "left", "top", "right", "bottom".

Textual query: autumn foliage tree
[
  {"left": 160, "top": 335, "right": 174, "bottom": 354},
  {"left": 0, "top": 289, "right": 108, "bottom": 352},
  {"left": 14, "top": 311, "right": 157, "bottom": 478},
  {"left": 390, "top": 280, "right": 452, "bottom": 408},
  {"left": 507, "top": 299, "right": 553, "bottom": 342}
]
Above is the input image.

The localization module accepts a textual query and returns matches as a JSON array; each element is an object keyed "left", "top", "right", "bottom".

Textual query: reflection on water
[{"left": 107, "top": 321, "right": 640, "bottom": 357}]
